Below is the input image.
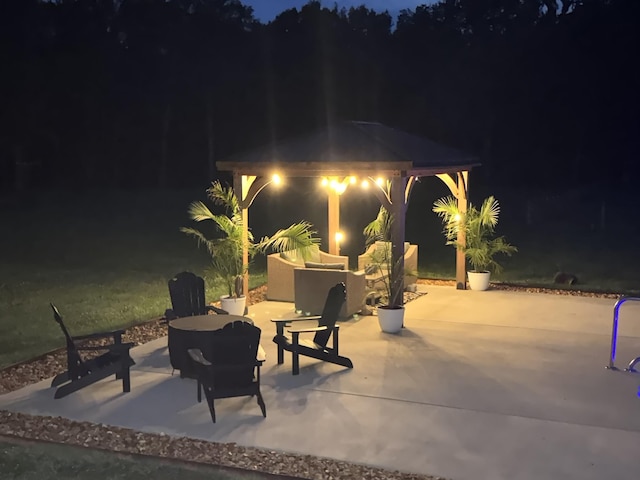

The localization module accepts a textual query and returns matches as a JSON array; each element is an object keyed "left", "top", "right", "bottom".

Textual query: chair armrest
[
  {"left": 74, "top": 330, "right": 126, "bottom": 341},
  {"left": 76, "top": 342, "right": 135, "bottom": 352},
  {"left": 257, "top": 345, "right": 266, "bottom": 362},
  {"left": 271, "top": 315, "right": 321, "bottom": 325},
  {"left": 287, "top": 325, "right": 328, "bottom": 334},
  {"left": 206, "top": 305, "right": 228, "bottom": 315},
  {"left": 188, "top": 348, "right": 211, "bottom": 367}
]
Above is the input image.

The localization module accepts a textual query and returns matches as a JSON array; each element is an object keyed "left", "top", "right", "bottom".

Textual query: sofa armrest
[
  {"left": 358, "top": 244, "right": 376, "bottom": 271},
  {"left": 267, "top": 253, "right": 302, "bottom": 302}
]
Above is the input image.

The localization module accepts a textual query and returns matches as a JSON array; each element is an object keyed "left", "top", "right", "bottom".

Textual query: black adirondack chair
[
  {"left": 165, "top": 271, "right": 227, "bottom": 320},
  {"left": 272, "top": 282, "right": 352, "bottom": 375},
  {"left": 50, "top": 303, "right": 135, "bottom": 399},
  {"left": 188, "top": 320, "right": 266, "bottom": 423}
]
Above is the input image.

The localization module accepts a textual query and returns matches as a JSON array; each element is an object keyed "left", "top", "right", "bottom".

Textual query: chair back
[
  {"left": 50, "top": 303, "right": 75, "bottom": 349},
  {"left": 50, "top": 303, "right": 86, "bottom": 372},
  {"left": 168, "top": 272, "right": 208, "bottom": 317},
  {"left": 210, "top": 321, "right": 261, "bottom": 386},
  {"left": 313, "top": 282, "right": 347, "bottom": 347}
]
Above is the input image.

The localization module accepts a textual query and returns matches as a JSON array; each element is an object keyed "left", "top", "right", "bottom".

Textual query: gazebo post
[
  {"left": 436, "top": 171, "right": 469, "bottom": 289},
  {"left": 234, "top": 174, "right": 252, "bottom": 298},
  {"left": 327, "top": 188, "right": 340, "bottom": 255},
  {"left": 389, "top": 177, "right": 407, "bottom": 304},
  {"left": 455, "top": 172, "right": 468, "bottom": 290},
  {"left": 233, "top": 174, "right": 273, "bottom": 300}
]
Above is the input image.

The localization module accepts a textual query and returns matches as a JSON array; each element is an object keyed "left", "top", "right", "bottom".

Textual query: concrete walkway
[{"left": 2, "top": 285, "right": 640, "bottom": 480}]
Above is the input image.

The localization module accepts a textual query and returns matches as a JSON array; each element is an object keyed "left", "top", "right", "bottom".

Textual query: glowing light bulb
[
  {"left": 335, "top": 231, "right": 344, "bottom": 243},
  {"left": 361, "top": 180, "right": 369, "bottom": 189},
  {"left": 336, "top": 183, "right": 346, "bottom": 195},
  {"left": 376, "top": 177, "right": 384, "bottom": 186},
  {"left": 321, "top": 178, "right": 328, "bottom": 187},
  {"left": 349, "top": 176, "right": 356, "bottom": 184},
  {"left": 271, "top": 174, "right": 281, "bottom": 185},
  {"left": 454, "top": 214, "right": 461, "bottom": 222}
]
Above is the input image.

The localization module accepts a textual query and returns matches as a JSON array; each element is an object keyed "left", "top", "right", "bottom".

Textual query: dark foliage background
[{"left": 2, "top": 0, "right": 637, "bottom": 192}]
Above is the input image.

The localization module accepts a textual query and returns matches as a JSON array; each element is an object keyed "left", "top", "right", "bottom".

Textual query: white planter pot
[
  {"left": 377, "top": 305, "right": 405, "bottom": 333},
  {"left": 220, "top": 295, "right": 247, "bottom": 316},
  {"left": 467, "top": 271, "right": 491, "bottom": 291}
]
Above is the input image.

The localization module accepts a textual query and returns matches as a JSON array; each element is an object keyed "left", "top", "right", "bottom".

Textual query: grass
[
  {"left": 2, "top": 186, "right": 640, "bottom": 369},
  {"left": 417, "top": 219, "right": 640, "bottom": 294},
  {"left": 0, "top": 439, "right": 270, "bottom": 480},
  {"left": 0, "top": 189, "right": 266, "bottom": 368}
]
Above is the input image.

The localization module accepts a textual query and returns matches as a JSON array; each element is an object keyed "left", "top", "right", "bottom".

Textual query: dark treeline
[{"left": 1, "top": 0, "right": 637, "bottom": 191}]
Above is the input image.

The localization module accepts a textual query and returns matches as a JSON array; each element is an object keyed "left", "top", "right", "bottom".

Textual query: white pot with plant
[
  {"left": 181, "top": 181, "right": 320, "bottom": 314},
  {"left": 363, "top": 206, "right": 407, "bottom": 333},
  {"left": 433, "top": 195, "right": 517, "bottom": 291}
]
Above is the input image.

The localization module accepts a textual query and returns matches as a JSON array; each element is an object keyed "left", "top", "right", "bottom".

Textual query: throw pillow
[{"left": 364, "top": 264, "right": 379, "bottom": 275}]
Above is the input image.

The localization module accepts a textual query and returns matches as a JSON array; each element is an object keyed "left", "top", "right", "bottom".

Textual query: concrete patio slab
[{"left": 2, "top": 285, "right": 640, "bottom": 480}]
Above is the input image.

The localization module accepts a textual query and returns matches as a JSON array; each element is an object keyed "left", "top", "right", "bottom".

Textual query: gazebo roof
[{"left": 217, "top": 120, "right": 480, "bottom": 177}]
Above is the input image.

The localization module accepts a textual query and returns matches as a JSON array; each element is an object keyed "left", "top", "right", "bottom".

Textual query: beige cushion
[{"left": 304, "top": 262, "right": 344, "bottom": 270}]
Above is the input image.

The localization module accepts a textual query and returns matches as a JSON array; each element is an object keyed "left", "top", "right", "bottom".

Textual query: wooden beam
[
  {"left": 389, "top": 177, "right": 407, "bottom": 308},
  {"left": 217, "top": 163, "right": 480, "bottom": 179},
  {"left": 455, "top": 172, "right": 469, "bottom": 290},
  {"left": 217, "top": 161, "right": 413, "bottom": 175},
  {"left": 436, "top": 171, "right": 470, "bottom": 289},
  {"left": 327, "top": 189, "right": 340, "bottom": 255},
  {"left": 234, "top": 174, "right": 255, "bottom": 300},
  {"left": 405, "top": 175, "right": 416, "bottom": 204},
  {"left": 436, "top": 173, "right": 459, "bottom": 198},
  {"left": 237, "top": 175, "right": 271, "bottom": 209}
]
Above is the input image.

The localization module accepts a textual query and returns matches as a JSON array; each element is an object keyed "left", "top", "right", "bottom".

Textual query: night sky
[{"left": 243, "top": 0, "right": 435, "bottom": 23}]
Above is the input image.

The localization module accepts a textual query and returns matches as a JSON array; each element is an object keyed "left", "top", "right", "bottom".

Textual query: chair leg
[
  {"left": 292, "top": 351, "right": 299, "bottom": 375},
  {"left": 197, "top": 380, "right": 202, "bottom": 403},
  {"left": 121, "top": 365, "right": 131, "bottom": 393},
  {"left": 51, "top": 371, "right": 70, "bottom": 388},
  {"left": 292, "top": 332, "right": 300, "bottom": 375},
  {"left": 256, "top": 391, "right": 266, "bottom": 418},
  {"left": 276, "top": 323, "right": 285, "bottom": 364},
  {"left": 277, "top": 345, "right": 284, "bottom": 365},
  {"left": 205, "top": 394, "right": 216, "bottom": 423}
]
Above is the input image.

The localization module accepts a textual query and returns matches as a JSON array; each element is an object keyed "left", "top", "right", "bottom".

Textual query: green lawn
[
  {"left": 0, "top": 189, "right": 266, "bottom": 368},
  {"left": 0, "top": 439, "right": 269, "bottom": 480},
  {"left": 2, "top": 187, "right": 639, "bottom": 369}
]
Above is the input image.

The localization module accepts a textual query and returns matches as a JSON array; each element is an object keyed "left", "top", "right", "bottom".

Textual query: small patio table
[{"left": 168, "top": 314, "right": 265, "bottom": 378}]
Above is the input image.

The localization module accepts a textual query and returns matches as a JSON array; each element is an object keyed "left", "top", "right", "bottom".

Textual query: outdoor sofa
[{"left": 267, "top": 249, "right": 349, "bottom": 302}]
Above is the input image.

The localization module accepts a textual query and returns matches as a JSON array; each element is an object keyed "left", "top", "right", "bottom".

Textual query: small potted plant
[
  {"left": 363, "top": 206, "right": 406, "bottom": 333},
  {"left": 432, "top": 195, "right": 517, "bottom": 291},
  {"left": 182, "top": 181, "right": 320, "bottom": 314}
]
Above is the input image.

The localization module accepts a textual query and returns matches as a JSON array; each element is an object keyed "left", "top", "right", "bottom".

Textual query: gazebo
[{"left": 216, "top": 120, "right": 480, "bottom": 299}]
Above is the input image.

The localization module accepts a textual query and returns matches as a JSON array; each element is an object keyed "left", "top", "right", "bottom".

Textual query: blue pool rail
[{"left": 606, "top": 296, "right": 640, "bottom": 371}]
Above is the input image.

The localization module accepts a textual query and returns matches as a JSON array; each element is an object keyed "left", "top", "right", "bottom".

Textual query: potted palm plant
[
  {"left": 181, "top": 181, "right": 320, "bottom": 314},
  {"left": 363, "top": 206, "right": 406, "bottom": 333},
  {"left": 432, "top": 195, "right": 517, "bottom": 291}
]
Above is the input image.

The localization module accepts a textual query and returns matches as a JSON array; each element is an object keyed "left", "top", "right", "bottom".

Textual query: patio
[{"left": 2, "top": 285, "right": 640, "bottom": 480}]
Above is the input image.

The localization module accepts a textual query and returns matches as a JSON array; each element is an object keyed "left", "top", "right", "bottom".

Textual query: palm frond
[
  {"left": 187, "top": 201, "right": 216, "bottom": 223},
  {"left": 256, "top": 221, "right": 320, "bottom": 258},
  {"left": 478, "top": 195, "right": 499, "bottom": 228},
  {"left": 206, "top": 180, "right": 239, "bottom": 214},
  {"left": 433, "top": 195, "right": 516, "bottom": 273},
  {"left": 363, "top": 206, "right": 393, "bottom": 247}
]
